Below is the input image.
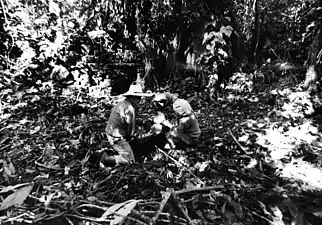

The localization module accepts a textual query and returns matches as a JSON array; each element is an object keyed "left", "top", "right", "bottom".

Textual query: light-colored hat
[
  {"left": 173, "top": 99, "right": 192, "bottom": 116},
  {"left": 123, "top": 84, "right": 154, "bottom": 97},
  {"left": 153, "top": 93, "right": 179, "bottom": 107}
]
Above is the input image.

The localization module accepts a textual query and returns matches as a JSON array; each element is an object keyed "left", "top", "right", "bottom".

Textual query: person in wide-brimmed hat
[
  {"left": 153, "top": 92, "right": 201, "bottom": 148},
  {"left": 101, "top": 84, "right": 155, "bottom": 167}
]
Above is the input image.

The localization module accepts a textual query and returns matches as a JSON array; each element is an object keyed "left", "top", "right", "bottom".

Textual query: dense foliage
[
  {"left": 1, "top": 0, "right": 321, "bottom": 94},
  {"left": 2, "top": 0, "right": 322, "bottom": 224}
]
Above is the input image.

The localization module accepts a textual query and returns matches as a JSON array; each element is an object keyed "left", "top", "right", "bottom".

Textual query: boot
[{"left": 100, "top": 152, "right": 116, "bottom": 167}]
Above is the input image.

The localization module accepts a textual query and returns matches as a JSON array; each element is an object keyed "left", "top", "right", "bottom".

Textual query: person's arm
[
  {"left": 176, "top": 117, "right": 190, "bottom": 134},
  {"left": 123, "top": 106, "right": 136, "bottom": 136}
]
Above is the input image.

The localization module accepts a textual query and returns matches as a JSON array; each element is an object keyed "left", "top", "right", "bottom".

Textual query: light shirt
[{"left": 105, "top": 99, "right": 136, "bottom": 138}]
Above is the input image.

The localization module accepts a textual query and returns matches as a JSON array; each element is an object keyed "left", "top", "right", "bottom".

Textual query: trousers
[
  {"left": 107, "top": 135, "right": 135, "bottom": 164},
  {"left": 169, "top": 130, "right": 199, "bottom": 146}
]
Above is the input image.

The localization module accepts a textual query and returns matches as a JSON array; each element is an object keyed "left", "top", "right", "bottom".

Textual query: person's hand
[
  {"left": 150, "top": 124, "right": 163, "bottom": 135},
  {"left": 153, "top": 112, "right": 166, "bottom": 124},
  {"left": 161, "top": 120, "right": 173, "bottom": 130}
]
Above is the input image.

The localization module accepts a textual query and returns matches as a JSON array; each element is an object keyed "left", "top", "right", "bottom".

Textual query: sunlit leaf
[
  {"left": 39, "top": 193, "right": 55, "bottom": 207},
  {"left": 238, "top": 134, "right": 249, "bottom": 143},
  {"left": 44, "top": 143, "right": 54, "bottom": 160},
  {"left": 246, "top": 158, "right": 258, "bottom": 168},
  {"left": 30, "top": 125, "right": 41, "bottom": 134},
  {"left": 100, "top": 200, "right": 139, "bottom": 224},
  {"left": 8, "top": 160, "right": 16, "bottom": 176},
  {"left": 88, "top": 30, "right": 106, "bottom": 39},
  {"left": 220, "top": 25, "right": 234, "bottom": 37},
  {"left": 0, "top": 185, "right": 33, "bottom": 211},
  {"left": 258, "top": 201, "right": 270, "bottom": 215},
  {"left": 110, "top": 200, "right": 139, "bottom": 224},
  {"left": 49, "top": 0, "right": 60, "bottom": 16}
]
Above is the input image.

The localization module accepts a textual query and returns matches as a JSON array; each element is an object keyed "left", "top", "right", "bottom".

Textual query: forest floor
[{"left": 1, "top": 74, "right": 322, "bottom": 225}]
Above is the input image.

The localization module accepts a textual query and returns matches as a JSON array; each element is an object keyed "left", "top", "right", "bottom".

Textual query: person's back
[
  {"left": 105, "top": 99, "right": 135, "bottom": 139},
  {"left": 172, "top": 99, "right": 201, "bottom": 145},
  {"left": 177, "top": 111, "right": 201, "bottom": 140}
]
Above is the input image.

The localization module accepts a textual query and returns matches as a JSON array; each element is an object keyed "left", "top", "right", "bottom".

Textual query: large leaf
[
  {"left": 220, "top": 25, "right": 234, "bottom": 38},
  {"left": 111, "top": 200, "right": 139, "bottom": 225},
  {"left": 101, "top": 200, "right": 139, "bottom": 224},
  {"left": 0, "top": 185, "right": 33, "bottom": 211}
]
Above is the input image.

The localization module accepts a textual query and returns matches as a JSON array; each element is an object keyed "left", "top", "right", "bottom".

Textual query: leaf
[
  {"left": 101, "top": 200, "right": 139, "bottom": 224},
  {"left": 39, "top": 193, "right": 55, "bottom": 207},
  {"left": 44, "top": 143, "right": 54, "bottom": 160},
  {"left": 238, "top": 134, "right": 249, "bottom": 143},
  {"left": 30, "top": 126, "right": 41, "bottom": 134},
  {"left": 230, "top": 201, "right": 244, "bottom": 219},
  {"left": 246, "top": 158, "right": 257, "bottom": 168},
  {"left": 0, "top": 185, "right": 33, "bottom": 211},
  {"left": 218, "top": 48, "right": 228, "bottom": 58},
  {"left": 68, "top": 139, "right": 80, "bottom": 146},
  {"left": 153, "top": 112, "right": 166, "bottom": 124},
  {"left": 111, "top": 200, "right": 138, "bottom": 225},
  {"left": 49, "top": 0, "right": 60, "bottom": 16},
  {"left": 2, "top": 160, "right": 16, "bottom": 178},
  {"left": 88, "top": 30, "right": 106, "bottom": 39},
  {"left": 0, "top": 183, "right": 30, "bottom": 193},
  {"left": 220, "top": 25, "right": 234, "bottom": 37},
  {"left": 8, "top": 160, "right": 16, "bottom": 175}
]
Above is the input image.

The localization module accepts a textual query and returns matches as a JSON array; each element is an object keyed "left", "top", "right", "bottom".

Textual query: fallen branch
[
  {"left": 113, "top": 212, "right": 149, "bottom": 225},
  {"left": 243, "top": 206, "right": 274, "bottom": 224},
  {"left": 155, "top": 146, "right": 201, "bottom": 181},
  {"left": 0, "top": 0, "right": 7, "bottom": 24},
  {"left": 158, "top": 218, "right": 187, "bottom": 225},
  {"left": 77, "top": 203, "right": 109, "bottom": 211},
  {"left": 3, "top": 212, "right": 30, "bottom": 223},
  {"left": 79, "top": 199, "right": 115, "bottom": 207},
  {"left": 170, "top": 191, "right": 193, "bottom": 225},
  {"left": 138, "top": 201, "right": 161, "bottom": 206},
  {"left": 131, "top": 210, "right": 152, "bottom": 224},
  {"left": 175, "top": 185, "right": 225, "bottom": 195},
  {"left": 67, "top": 214, "right": 110, "bottom": 223},
  {"left": 35, "top": 161, "right": 64, "bottom": 171},
  {"left": 70, "top": 212, "right": 148, "bottom": 225},
  {"left": 227, "top": 128, "right": 252, "bottom": 155},
  {"left": 141, "top": 211, "right": 187, "bottom": 223},
  {"left": 151, "top": 191, "right": 171, "bottom": 224}
]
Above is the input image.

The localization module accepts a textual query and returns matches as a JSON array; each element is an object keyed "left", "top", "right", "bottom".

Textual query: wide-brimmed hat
[{"left": 123, "top": 84, "right": 154, "bottom": 97}]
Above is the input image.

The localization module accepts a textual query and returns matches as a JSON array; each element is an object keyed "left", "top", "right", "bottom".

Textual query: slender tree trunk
[
  {"left": 249, "top": 0, "right": 260, "bottom": 64},
  {"left": 303, "top": 0, "right": 322, "bottom": 90}
]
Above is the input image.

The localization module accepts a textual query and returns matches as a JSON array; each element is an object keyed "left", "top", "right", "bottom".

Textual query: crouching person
[
  {"left": 153, "top": 93, "right": 201, "bottom": 149},
  {"left": 169, "top": 99, "right": 201, "bottom": 148},
  {"left": 101, "top": 84, "right": 154, "bottom": 167}
]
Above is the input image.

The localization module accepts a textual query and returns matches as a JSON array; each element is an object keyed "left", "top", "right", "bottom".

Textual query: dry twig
[
  {"left": 155, "top": 146, "right": 200, "bottom": 180},
  {"left": 131, "top": 209, "right": 152, "bottom": 224},
  {"left": 35, "top": 161, "right": 64, "bottom": 171},
  {"left": 141, "top": 211, "right": 187, "bottom": 223},
  {"left": 175, "top": 185, "right": 225, "bottom": 195},
  {"left": 170, "top": 191, "right": 193, "bottom": 225},
  {"left": 151, "top": 191, "right": 172, "bottom": 224},
  {"left": 228, "top": 128, "right": 252, "bottom": 155}
]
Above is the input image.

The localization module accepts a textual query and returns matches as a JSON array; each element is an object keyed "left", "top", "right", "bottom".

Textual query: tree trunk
[
  {"left": 303, "top": 0, "right": 322, "bottom": 91},
  {"left": 249, "top": 0, "right": 260, "bottom": 64}
]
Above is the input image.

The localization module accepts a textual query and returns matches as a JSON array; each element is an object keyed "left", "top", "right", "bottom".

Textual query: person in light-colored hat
[
  {"left": 152, "top": 92, "right": 201, "bottom": 148},
  {"left": 102, "top": 84, "right": 155, "bottom": 166}
]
